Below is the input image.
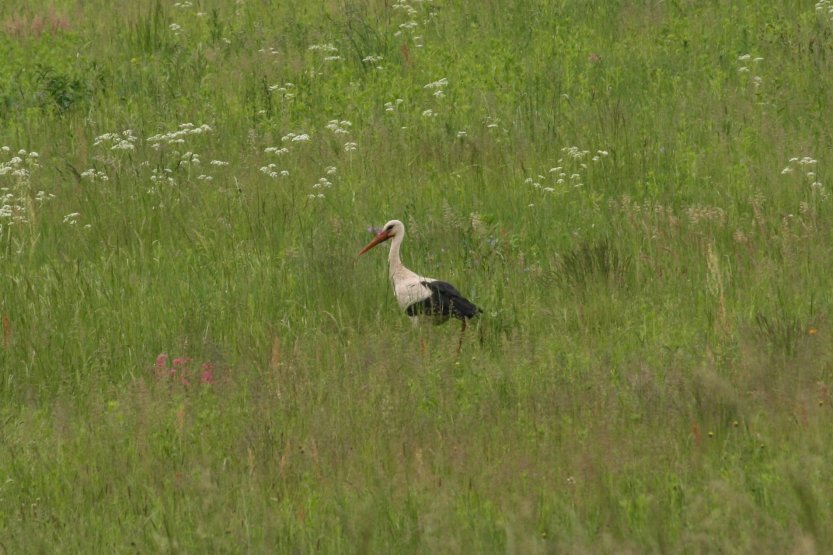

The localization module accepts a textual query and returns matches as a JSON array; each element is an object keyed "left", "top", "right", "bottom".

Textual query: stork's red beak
[{"left": 359, "top": 230, "right": 391, "bottom": 255}]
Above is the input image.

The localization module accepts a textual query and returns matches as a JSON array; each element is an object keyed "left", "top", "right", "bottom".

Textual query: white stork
[{"left": 359, "top": 219, "right": 481, "bottom": 352}]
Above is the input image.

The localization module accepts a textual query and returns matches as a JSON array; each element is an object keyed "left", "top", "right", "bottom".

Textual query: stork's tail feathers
[
  {"left": 419, "top": 280, "right": 481, "bottom": 321},
  {"left": 452, "top": 297, "right": 482, "bottom": 320}
]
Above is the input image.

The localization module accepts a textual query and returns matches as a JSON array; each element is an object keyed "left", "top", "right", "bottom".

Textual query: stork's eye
[{"left": 385, "top": 224, "right": 394, "bottom": 232}]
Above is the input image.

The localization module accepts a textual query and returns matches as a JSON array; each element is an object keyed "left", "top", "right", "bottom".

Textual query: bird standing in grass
[{"left": 359, "top": 219, "right": 481, "bottom": 352}]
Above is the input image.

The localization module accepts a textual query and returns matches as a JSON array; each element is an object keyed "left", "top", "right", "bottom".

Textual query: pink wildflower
[
  {"left": 172, "top": 357, "right": 192, "bottom": 368},
  {"left": 154, "top": 353, "right": 170, "bottom": 379},
  {"left": 201, "top": 362, "right": 215, "bottom": 385},
  {"left": 162, "top": 357, "right": 191, "bottom": 385}
]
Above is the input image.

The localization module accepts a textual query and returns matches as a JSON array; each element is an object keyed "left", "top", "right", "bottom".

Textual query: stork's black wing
[{"left": 405, "top": 280, "right": 481, "bottom": 320}]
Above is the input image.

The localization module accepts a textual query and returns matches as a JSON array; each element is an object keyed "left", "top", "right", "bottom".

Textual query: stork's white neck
[{"left": 387, "top": 230, "right": 406, "bottom": 279}]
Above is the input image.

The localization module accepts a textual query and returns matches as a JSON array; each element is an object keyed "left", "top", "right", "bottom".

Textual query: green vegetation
[{"left": 2, "top": 0, "right": 833, "bottom": 551}]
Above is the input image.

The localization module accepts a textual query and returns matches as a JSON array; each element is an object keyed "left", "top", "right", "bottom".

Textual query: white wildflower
[
  {"left": 308, "top": 43, "right": 338, "bottom": 53},
  {"left": 325, "top": 120, "right": 352, "bottom": 135},
  {"left": 281, "top": 132, "right": 309, "bottom": 143},
  {"left": 424, "top": 77, "right": 448, "bottom": 89}
]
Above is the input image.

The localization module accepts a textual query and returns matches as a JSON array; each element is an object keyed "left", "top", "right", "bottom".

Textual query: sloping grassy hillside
[{"left": 2, "top": 0, "right": 833, "bottom": 552}]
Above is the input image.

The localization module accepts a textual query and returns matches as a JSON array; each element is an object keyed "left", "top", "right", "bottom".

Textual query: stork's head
[{"left": 359, "top": 219, "right": 404, "bottom": 255}]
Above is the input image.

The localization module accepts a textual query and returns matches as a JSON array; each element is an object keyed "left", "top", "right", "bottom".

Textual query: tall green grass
[{"left": 2, "top": 0, "right": 833, "bottom": 551}]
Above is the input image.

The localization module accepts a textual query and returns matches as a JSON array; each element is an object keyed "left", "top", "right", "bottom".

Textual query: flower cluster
[
  {"left": 362, "top": 54, "right": 384, "bottom": 70},
  {"left": 782, "top": 155, "right": 826, "bottom": 200},
  {"left": 308, "top": 43, "right": 338, "bottom": 53},
  {"left": 308, "top": 166, "right": 338, "bottom": 199},
  {"left": 35, "top": 190, "right": 54, "bottom": 203},
  {"left": 268, "top": 82, "right": 296, "bottom": 101},
  {"left": 312, "top": 177, "right": 332, "bottom": 190},
  {"left": 308, "top": 43, "right": 341, "bottom": 62},
  {"left": 147, "top": 123, "right": 212, "bottom": 149},
  {"left": 80, "top": 168, "right": 109, "bottom": 182},
  {"left": 259, "top": 164, "right": 290, "bottom": 179},
  {"left": 385, "top": 98, "right": 405, "bottom": 113},
  {"left": 737, "top": 53, "right": 764, "bottom": 91},
  {"left": 1, "top": 148, "right": 45, "bottom": 227},
  {"left": 424, "top": 77, "right": 448, "bottom": 98},
  {"left": 0, "top": 148, "right": 39, "bottom": 181},
  {"left": 150, "top": 167, "right": 176, "bottom": 185},
  {"left": 94, "top": 130, "right": 137, "bottom": 151},
  {"left": 178, "top": 151, "right": 201, "bottom": 166},
  {"left": 154, "top": 353, "right": 215, "bottom": 386},
  {"left": 322, "top": 120, "right": 357, "bottom": 151},
  {"left": 392, "top": 0, "right": 437, "bottom": 42},
  {"left": 281, "top": 132, "right": 311, "bottom": 143},
  {"left": 816, "top": 0, "right": 833, "bottom": 23},
  {"left": 524, "top": 147, "right": 609, "bottom": 194},
  {"left": 260, "top": 143, "right": 295, "bottom": 179},
  {"left": 127, "top": 123, "right": 225, "bottom": 188},
  {"left": 0, "top": 191, "right": 25, "bottom": 224},
  {"left": 392, "top": 0, "right": 418, "bottom": 17},
  {"left": 62, "top": 212, "right": 80, "bottom": 225},
  {"left": 325, "top": 120, "right": 352, "bottom": 135}
]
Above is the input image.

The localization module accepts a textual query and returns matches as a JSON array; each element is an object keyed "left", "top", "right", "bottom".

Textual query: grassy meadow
[{"left": 3, "top": 0, "right": 833, "bottom": 551}]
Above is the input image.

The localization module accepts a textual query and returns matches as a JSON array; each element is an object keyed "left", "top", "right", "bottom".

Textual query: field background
[{"left": 2, "top": 0, "right": 833, "bottom": 552}]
